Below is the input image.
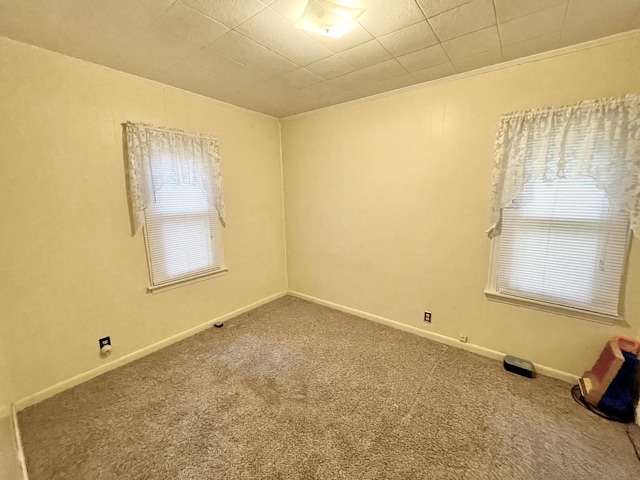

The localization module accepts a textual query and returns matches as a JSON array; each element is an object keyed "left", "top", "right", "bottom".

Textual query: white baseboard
[
  {"left": 14, "top": 291, "right": 288, "bottom": 411},
  {"left": 288, "top": 290, "right": 578, "bottom": 385},
  {"left": 11, "top": 405, "right": 28, "bottom": 480}
]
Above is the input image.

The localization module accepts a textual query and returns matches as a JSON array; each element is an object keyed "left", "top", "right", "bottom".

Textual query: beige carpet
[{"left": 18, "top": 296, "right": 640, "bottom": 479}]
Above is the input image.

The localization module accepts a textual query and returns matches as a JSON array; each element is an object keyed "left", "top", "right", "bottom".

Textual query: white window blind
[
  {"left": 144, "top": 183, "right": 224, "bottom": 287},
  {"left": 498, "top": 178, "right": 629, "bottom": 316}
]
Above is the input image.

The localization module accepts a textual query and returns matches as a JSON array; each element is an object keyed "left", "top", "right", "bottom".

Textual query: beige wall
[
  {"left": 281, "top": 36, "right": 640, "bottom": 377},
  {"left": 0, "top": 340, "right": 14, "bottom": 414},
  {"left": 0, "top": 37, "right": 287, "bottom": 401}
]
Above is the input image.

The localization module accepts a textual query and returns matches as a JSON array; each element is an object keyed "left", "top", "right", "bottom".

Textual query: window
[
  {"left": 144, "top": 182, "right": 224, "bottom": 288},
  {"left": 490, "top": 177, "right": 629, "bottom": 318},
  {"left": 125, "top": 122, "right": 227, "bottom": 292},
  {"left": 486, "top": 95, "right": 640, "bottom": 321}
]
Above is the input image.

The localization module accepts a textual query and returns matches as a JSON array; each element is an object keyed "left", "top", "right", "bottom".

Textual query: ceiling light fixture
[{"left": 295, "top": 0, "right": 365, "bottom": 38}]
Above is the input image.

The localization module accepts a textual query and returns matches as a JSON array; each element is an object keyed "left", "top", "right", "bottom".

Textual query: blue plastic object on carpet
[{"left": 598, "top": 351, "right": 639, "bottom": 421}]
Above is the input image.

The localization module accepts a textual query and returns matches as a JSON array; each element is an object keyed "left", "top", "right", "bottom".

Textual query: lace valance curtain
[
  {"left": 487, "top": 94, "right": 640, "bottom": 238},
  {"left": 125, "top": 122, "right": 226, "bottom": 234}
]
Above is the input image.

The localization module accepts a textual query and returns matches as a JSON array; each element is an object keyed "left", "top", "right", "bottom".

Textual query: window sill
[
  {"left": 148, "top": 267, "right": 229, "bottom": 294},
  {"left": 483, "top": 290, "right": 621, "bottom": 325}
]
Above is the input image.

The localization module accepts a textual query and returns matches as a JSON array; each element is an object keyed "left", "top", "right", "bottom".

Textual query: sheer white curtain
[
  {"left": 125, "top": 122, "right": 226, "bottom": 234},
  {"left": 487, "top": 94, "right": 640, "bottom": 238}
]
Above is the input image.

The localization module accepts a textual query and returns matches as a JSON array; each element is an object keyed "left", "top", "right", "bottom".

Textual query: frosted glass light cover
[{"left": 295, "top": 0, "right": 365, "bottom": 38}]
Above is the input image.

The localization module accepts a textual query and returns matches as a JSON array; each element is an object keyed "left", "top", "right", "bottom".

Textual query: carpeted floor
[{"left": 18, "top": 296, "right": 640, "bottom": 479}]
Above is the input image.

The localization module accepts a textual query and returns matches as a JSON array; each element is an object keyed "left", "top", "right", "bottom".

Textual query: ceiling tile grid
[
  {"left": 0, "top": 0, "right": 639, "bottom": 117},
  {"left": 377, "top": 21, "right": 439, "bottom": 57}
]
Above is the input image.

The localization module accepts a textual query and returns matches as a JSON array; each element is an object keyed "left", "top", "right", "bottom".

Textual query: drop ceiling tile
[
  {"left": 208, "top": 31, "right": 298, "bottom": 76},
  {"left": 416, "top": 0, "right": 473, "bottom": 18},
  {"left": 375, "top": 73, "right": 418, "bottom": 91},
  {"left": 290, "top": 82, "right": 349, "bottom": 111},
  {"left": 502, "top": 33, "right": 561, "bottom": 61},
  {"left": 279, "top": 68, "right": 323, "bottom": 88},
  {"left": 68, "top": 41, "right": 129, "bottom": 71},
  {"left": 110, "top": 28, "right": 204, "bottom": 77},
  {"left": 397, "top": 45, "right": 450, "bottom": 72},
  {"left": 339, "top": 40, "right": 392, "bottom": 69},
  {"left": 358, "top": 0, "right": 427, "bottom": 37},
  {"left": 250, "top": 76, "right": 293, "bottom": 97},
  {"left": 75, "top": 0, "right": 175, "bottom": 32},
  {"left": 206, "top": 66, "right": 266, "bottom": 93},
  {"left": 359, "top": 59, "right": 408, "bottom": 82},
  {"left": 561, "top": 12, "right": 634, "bottom": 46},
  {"left": 153, "top": 2, "right": 229, "bottom": 47},
  {"left": 189, "top": 65, "right": 268, "bottom": 99},
  {"left": 499, "top": 4, "right": 567, "bottom": 45},
  {"left": 180, "top": 0, "right": 268, "bottom": 28},
  {"left": 323, "top": 69, "right": 377, "bottom": 91},
  {"left": 155, "top": 61, "right": 217, "bottom": 93},
  {"left": 269, "top": 0, "right": 308, "bottom": 21},
  {"left": 565, "top": 0, "right": 640, "bottom": 23},
  {"left": 411, "top": 61, "right": 456, "bottom": 82},
  {"left": 377, "top": 21, "right": 439, "bottom": 57},
  {"left": 443, "top": 26, "right": 500, "bottom": 59},
  {"left": 306, "top": 55, "right": 355, "bottom": 79},
  {"left": 313, "top": 89, "right": 358, "bottom": 108},
  {"left": 152, "top": 72, "right": 209, "bottom": 97},
  {"left": 0, "top": 0, "right": 173, "bottom": 56},
  {"left": 7, "top": 4, "right": 131, "bottom": 66},
  {"left": 166, "top": 63, "right": 257, "bottom": 99},
  {"left": 196, "top": 83, "right": 251, "bottom": 103},
  {"left": 356, "top": 81, "right": 399, "bottom": 99},
  {"left": 219, "top": 88, "right": 290, "bottom": 116},
  {"left": 494, "top": 0, "right": 568, "bottom": 22},
  {"left": 452, "top": 48, "right": 502, "bottom": 72},
  {"left": 0, "top": 0, "right": 69, "bottom": 48},
  {"left": 299, "top": 80, "right": 339, "bottom": 101},
  {"left": 182, "top": 47, "right": 274, "bottom": 83},
  {"left": 428, "top": 0, "right": 496, "bottom": 42},
  {"left": 235, "top": 7, "right": 332, "bottom": 65}
]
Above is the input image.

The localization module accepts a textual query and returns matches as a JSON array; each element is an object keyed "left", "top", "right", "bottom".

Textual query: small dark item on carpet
[
  {"left": 213, "top": 322, "right": 224, "bottom": 328},
  {"left": 503, "top": 355, "right": 534, "bottom": 378},
  {"left": 571, "top": 384, "right": 633, "bottom": 423}
]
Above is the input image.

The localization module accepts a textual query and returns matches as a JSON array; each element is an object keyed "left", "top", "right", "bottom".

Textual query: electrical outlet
[
  {"left": 459, "top": 334, "right": 468, "bottom": 343},
  {"left": 424, "top": 312, "right": 432, "bottom": 323},
  {"left": 99, "top": 336, "right": 111, "bottom": 348}
]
